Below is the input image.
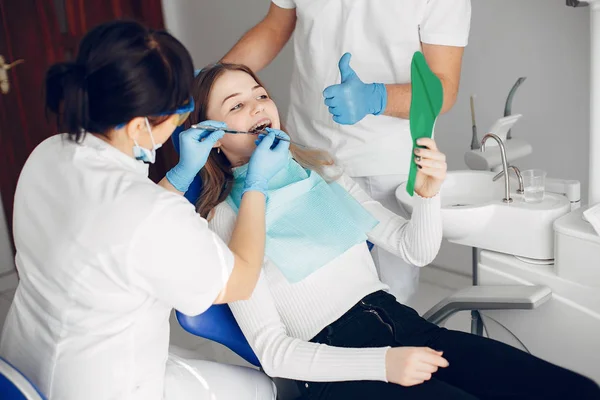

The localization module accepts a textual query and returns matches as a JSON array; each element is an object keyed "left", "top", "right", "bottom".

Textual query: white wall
[
  {"left": 163, "top": 0, "right": 591, "bottom": 276},
  {"left": 0, "top": 194, "right": 15, "bottom": 273},
  {"left": 434, "top": 0, "right": 590, "bottom": 275},
  {"left": 162, "top": 0, "right": 294, "bottom": 117}
]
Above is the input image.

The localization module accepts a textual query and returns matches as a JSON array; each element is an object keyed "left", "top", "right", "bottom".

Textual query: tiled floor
[{"left": 0, "top": 266, "right": 473, "bottom": 368}]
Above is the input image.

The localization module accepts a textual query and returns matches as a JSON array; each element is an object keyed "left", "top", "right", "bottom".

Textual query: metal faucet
[
  {"left": 481, "top": 133, "right": 513, "bottom": 203},
  {"left": 493, "top": 165, "right": 524, "bottom": 194}
]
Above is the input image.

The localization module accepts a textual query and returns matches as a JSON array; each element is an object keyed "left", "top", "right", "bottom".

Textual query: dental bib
[{"left": 226, "top": 155, "right": 378, "bottom": 283}]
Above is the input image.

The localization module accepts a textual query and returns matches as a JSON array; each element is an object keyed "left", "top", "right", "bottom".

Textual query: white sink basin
[{"left": 395, "top": 170, "right": 571, "bottom": 260}]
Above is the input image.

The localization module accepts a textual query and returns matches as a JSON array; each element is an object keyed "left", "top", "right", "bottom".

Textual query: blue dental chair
[
  {"left": 0, "top": 357, "right": 47, "bottom": 400},
  {"left": 171, "top": 126, "right": 260, "bottom": 368},
  {"left": 171, "top": 127, "right": 300, "bottom": 398},
  {"left": 171, "top": 127, "right": 552, "bottom": 399}
]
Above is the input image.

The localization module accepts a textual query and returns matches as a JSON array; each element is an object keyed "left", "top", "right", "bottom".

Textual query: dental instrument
[
  {"left": 464, "top": 78, "right": 532, "bottom": 171},
  {"left": 504, "top": 77, "right": 527, "bottom": 140},
  {"left": 192, "top": 123, "right": 267, "bottom": 136},
  {"left": 464, "top": 116, "right": 532, "bottom": 171},
  {"left": 470, "top": 95, "right": 480, "bottom": 150},
  {"left": 191, "top": 124, "right": 314, "bottom": 149}
]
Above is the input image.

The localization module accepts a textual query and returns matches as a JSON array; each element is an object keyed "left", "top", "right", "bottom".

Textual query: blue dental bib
[{"left": 226, "top": 156, "right": 378, "bottom": 283}]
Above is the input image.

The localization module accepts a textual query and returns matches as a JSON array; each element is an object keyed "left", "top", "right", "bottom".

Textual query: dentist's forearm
[
  {"left": 382, "top": 76, "right": 456, "bottom": 120},
  {"left": 221, "top": 4, "right": 296, "bottom": 72},
  {"left": 221, "top": 23, "right": 282, "bottom": 72},
  {"left": 382, "top": 84, "right": 412, "bottom": 120},
  {"left": 214, "top": 191, "right": 266, "bottom": 303}
]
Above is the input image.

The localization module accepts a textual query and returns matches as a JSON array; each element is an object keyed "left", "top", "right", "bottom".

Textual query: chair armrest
[{"left": 423, "top": 285, "right": 552, "bottom": 326}]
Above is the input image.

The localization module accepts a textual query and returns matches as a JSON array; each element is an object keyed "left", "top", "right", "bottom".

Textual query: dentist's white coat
[{"left": 0, "top": 134, "right": 273, "bottom": 399}]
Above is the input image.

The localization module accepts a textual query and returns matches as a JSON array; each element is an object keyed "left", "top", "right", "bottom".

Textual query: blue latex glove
[
  {"left": 243, "top": 128, "right": 291, "bottom": 196},
  {"left": 322, "top": 52, "right": 388, "bottom": 125},
  {"left": 166, "top": 121, "right": 226, "bottom": 192}
]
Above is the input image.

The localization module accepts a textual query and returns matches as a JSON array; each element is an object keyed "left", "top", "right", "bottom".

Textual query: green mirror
[{"left": 406, "top": 51, "right": 444, "bottom": 196}]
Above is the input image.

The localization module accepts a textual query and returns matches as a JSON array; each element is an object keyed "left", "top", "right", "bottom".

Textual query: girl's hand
[
  {"left": 386, "top": 347, "right": 449, "bottom": 387},
  {"left": 413, "top": 138, "right": 447, "bottom": 198}
]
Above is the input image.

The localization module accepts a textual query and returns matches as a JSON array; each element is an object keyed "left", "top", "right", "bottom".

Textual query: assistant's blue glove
[
  {"left": 322, "top": 53, "right": 387, "bottom": 125},
  {"left": 166, "top": 120, "right": 225, "bottom": 192},
  {"left": 243, "top": 128, "right": 291, "bottom": 196}
]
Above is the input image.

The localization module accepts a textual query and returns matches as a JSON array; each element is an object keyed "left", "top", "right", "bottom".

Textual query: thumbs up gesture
[{"left": 322, "top": 53, "right": 388, "bottom": 125}]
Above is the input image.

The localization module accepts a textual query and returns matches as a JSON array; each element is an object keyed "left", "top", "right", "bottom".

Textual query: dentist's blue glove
[
  {"left": 166, "top": 120, "right": 226, "bottom": 192},
  {"left": 243, "top": 128, "right": 290, "bottom": 196},
  {"left": 322, "top": 53, "right": 388, "bottom": 125}
]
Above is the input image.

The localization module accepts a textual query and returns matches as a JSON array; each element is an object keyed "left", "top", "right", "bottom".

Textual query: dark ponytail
[
  {"left": 46, "top": 62, "right": 89, "bottom": 142},
  {"left": 45, "top": 20, "right": 194, "bottom": 142}
]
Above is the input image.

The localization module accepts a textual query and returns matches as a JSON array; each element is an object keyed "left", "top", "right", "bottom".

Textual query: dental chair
[
  {"left": 0, "top": 357, "right": 46, "bottom": 400},
  {"left": 175, "top": 287, "right": 552, "bottom": 400},
  {"left": 170, "top": 128, "right": 553, "bottom": 399}
]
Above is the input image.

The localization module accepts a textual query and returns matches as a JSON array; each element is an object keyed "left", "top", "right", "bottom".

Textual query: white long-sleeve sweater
[{"left": 208, "top": 173, "right": 442, "bottom": 383}]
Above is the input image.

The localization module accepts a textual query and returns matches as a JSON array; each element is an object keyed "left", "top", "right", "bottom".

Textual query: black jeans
[{"left": 294, "top": 291, "right": 600, "bottom": 400}]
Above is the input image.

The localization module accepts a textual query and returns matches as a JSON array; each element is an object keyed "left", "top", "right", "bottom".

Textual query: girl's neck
[{"left": 222, "top": 149, "right": 250, "bottom": 168}]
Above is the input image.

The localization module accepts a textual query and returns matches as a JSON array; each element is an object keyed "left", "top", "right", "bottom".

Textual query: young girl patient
[{"left": 188, "top": 63, "right": 600, "bottom": 400}]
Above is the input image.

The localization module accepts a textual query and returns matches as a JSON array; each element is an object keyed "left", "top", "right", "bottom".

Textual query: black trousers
[{"left": 294, "top": 291, "right": 600, "bottom": 400}]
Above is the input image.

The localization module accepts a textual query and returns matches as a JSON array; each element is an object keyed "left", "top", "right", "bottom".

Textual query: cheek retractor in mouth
[{"left": 249, "top": 121, "right": 272, "bottom": 134}]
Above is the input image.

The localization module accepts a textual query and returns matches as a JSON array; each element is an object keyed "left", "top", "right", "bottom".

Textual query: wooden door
[{"left": 0, "top": 0, "right": 175, "bottom": 250}]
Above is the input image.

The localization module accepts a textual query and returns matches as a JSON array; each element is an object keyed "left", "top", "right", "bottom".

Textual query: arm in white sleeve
[
  {"left": 420, "top": 0, "right": 471, "bottom": 46},
  {"left": 230, "top": 275, "right": 388, "bottom": 382},
  {"left": 271, "top": 0, "right": 296, "bottom": 8},
  {"left": 130, "top": 194, "right": 233, "bottom": 316},
  {"left": 336, "top": 174, "right": 443, "bottom": 267},
  {"left": 209, "top": 204, "right": 389, "bottom": 382}
]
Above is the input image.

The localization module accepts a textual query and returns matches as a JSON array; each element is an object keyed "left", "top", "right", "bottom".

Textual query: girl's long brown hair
[{"left": 187, "top": 63, "right": 337, "bottom": 218}]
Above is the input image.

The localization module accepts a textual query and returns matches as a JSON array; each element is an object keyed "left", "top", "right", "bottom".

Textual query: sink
[
  {"left": 395, "top": 170, "right": 571, "bottom": 260},
  {"left": 396, "top": 171, "right": 503, "bottom": 241}
]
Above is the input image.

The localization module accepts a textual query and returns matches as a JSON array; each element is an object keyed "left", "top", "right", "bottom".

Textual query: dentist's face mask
[
  {"left": 118, "top": 97, "right": 194, "bottom": 164},
  {"left": 133, "top": 118, "right": 162, "bottom": 164}
]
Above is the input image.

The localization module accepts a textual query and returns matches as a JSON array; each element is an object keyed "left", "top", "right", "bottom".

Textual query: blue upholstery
[
  {"left": 176, "top": 307, "right": 260, "bottom": 367},
  {"left": 171, "top": 126, "right": 374, "bottom": 368},
  {"left": 0, "top": 357, "right": 46, "bottom": 400}
]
